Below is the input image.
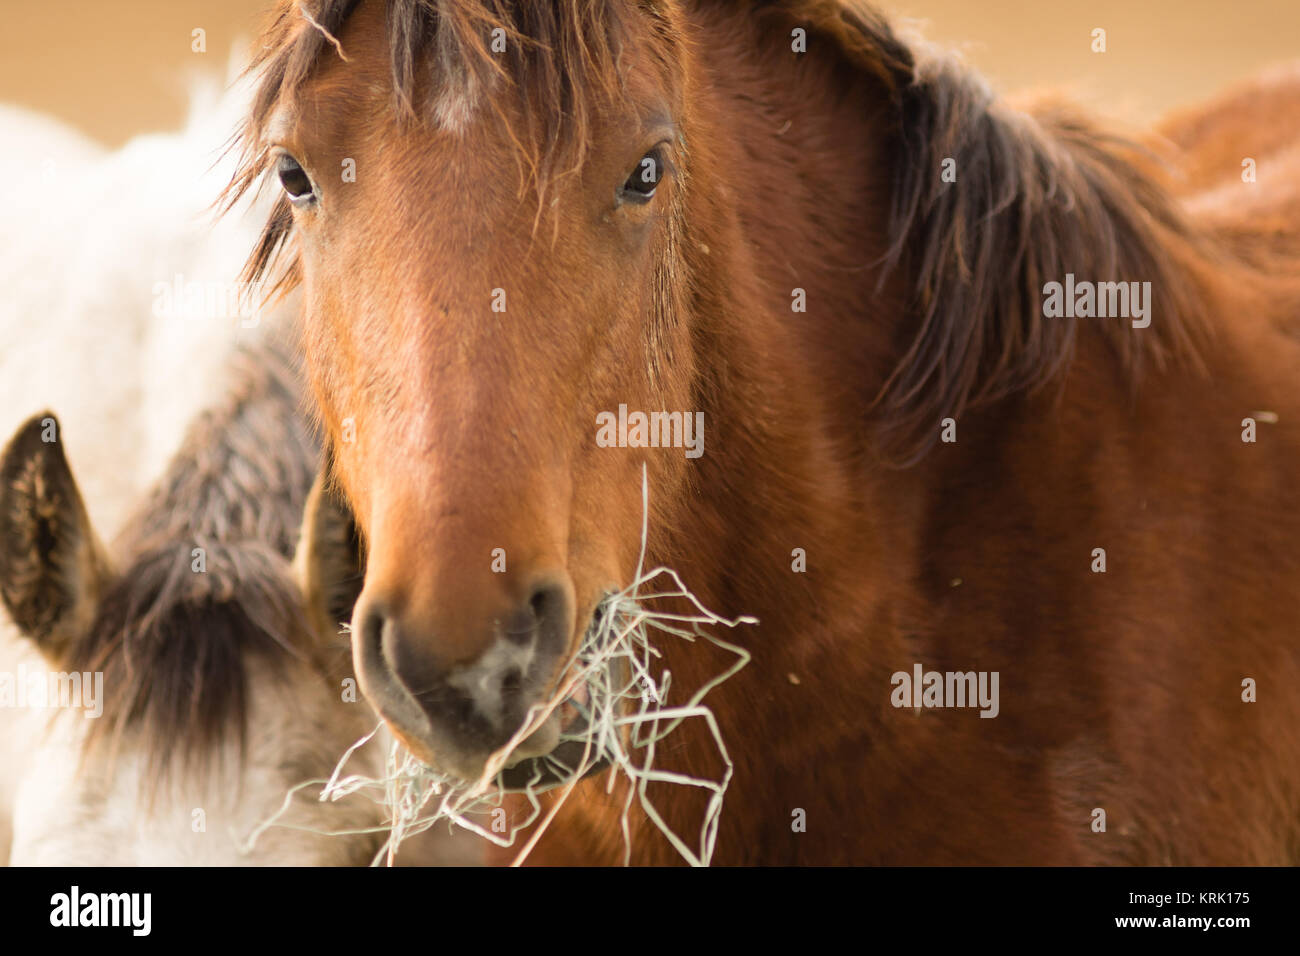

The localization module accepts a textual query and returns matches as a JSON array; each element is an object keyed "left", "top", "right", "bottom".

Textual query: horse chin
[
  {"left": 496, "top": 745, "right": 612, "bottom": 791},
  {"left": 383, "top": 679, "right": 609, "bottom": 790},
  {"left": 488, "top": 611, "right": 618, "bottom": 791}
]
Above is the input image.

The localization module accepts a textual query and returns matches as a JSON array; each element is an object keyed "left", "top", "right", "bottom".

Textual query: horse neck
[
  {"left": 631, "top": 34, "right": 926, "bottom": 789},
  {"left": 678, "top": 46, "right": 902, "bottom": 541},
  {"left": 647, "top": 23, "right": 1226, "bottom": 824}
]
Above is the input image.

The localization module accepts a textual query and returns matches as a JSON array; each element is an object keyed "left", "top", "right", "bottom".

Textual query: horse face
[
  {"left": 268, "top": 2, "right": 693, "bottom": 780},
  {"left": 0, "top": 414, "right": 382, "bottom": 865}
]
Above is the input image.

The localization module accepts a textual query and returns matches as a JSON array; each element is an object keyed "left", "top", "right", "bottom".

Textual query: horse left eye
[
  {"left": 276, "top": 154, "right": 317, "bottom": 205},
  {"left": 620, "top": 148, "right": 664, "bottom": 203}
]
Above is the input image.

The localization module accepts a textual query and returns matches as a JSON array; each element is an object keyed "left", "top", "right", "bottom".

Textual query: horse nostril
[
  {"left": 502, "top": 601, "right": 539, "bottom": 647},
  {"left": 358, "top": 601, "right": 433, "bottom": 701},
  {"left": 512, "top": 580, "right": 570, "bottom": 656},
  {"left": 351, "top": 574, "right": 576, "bottom": 770},
  {"left": 500, "top": 584, "right": 557, "bottom": 647},
  {"left": 529, "top": 588, "right": 549, "bottom": 620},
  {"left": 358, "top": 604, "right": 387, "bottom": 666}
]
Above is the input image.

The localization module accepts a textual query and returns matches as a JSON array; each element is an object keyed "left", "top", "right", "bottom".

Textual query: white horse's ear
[
  {"left": 0, "top": 412, "right": 112, "bottom": 657},
  {"left": 293, "top": 471, "right": 365, "bottom": 647}
]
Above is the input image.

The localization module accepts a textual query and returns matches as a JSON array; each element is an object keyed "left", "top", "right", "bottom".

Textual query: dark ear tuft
[
  {"left": 293, "top": 472, "right": 365, "bottom": 650},
  {"left": 0, "top": 412, "right": 110, "bottom": 653}
]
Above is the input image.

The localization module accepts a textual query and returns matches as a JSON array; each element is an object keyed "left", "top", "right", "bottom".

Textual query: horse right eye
[
  {"left": 619, "top": 147, "right": 665, "bottom": 204},
  {"left": 276, "top": 154, "right": 317, "bottom": 205}
]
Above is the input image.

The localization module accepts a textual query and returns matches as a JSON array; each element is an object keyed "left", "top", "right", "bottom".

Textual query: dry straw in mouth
[{"left": 246, "top": 465, "right": 755, "bottom": 866}]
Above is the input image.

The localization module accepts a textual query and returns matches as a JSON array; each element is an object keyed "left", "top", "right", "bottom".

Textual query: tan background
[{"left": 1, "top": 0, "right": 1296, "bottom": 147}]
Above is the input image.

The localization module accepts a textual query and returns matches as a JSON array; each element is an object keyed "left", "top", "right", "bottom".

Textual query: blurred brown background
[{"left": 1, "top": 0, "right": 1296, "bottom": 147}]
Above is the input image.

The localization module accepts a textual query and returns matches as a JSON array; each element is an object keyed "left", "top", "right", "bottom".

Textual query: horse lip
[
  {"left": 377, "top": 710, "right": 441, "bottom": 768},
  {"left": 387, "top": 614, "right": 611, "bottom": 788},
  {"left": 389, "top": 692, "right": 604, "bottom": 789},
  {"left": 494, "top": 690, "right": 607, "bottom": 791},
  {"left": 371, "top": 681, "right": 599, "bottom": 786}
]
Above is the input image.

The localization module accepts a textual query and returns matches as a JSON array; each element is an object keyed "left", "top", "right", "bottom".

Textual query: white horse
[
  {"left": 0, "top": 81, "right": 474, "bottom": 864},
  {"left": 0, "top": 339, "right": 480, "bottom": 865},
  {"left": 0, "top": 337, "right": 363, "bottom": 864}
]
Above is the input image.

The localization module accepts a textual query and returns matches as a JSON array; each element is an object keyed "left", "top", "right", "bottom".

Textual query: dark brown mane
[
  {"left": 773, "top": 1, "right": 1216, "bottom": 456},
  {"left": 66, "top": 336, "right": 325, "bottom": 782},
  {"left": 871, "top": 44, "right": 1215, "bottom": 458}
]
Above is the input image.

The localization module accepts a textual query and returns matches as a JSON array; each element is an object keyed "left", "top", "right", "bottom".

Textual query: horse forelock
[
  {"left": 225, "top": 0, "right": 681, "bottom": 294},
  {"left": 69, "top": 541, "right": 314, "bottom": 789}
]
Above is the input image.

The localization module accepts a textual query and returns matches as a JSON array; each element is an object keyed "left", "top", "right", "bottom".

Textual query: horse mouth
[
  {"left": 495, "top": 681, "right": 612, "bottom": 791},
  {"left": 371, "top": 598, "right": 625, "bottom": 791},
  {"left": 496, "top": 742, "right": 611, "bottom": 791}
]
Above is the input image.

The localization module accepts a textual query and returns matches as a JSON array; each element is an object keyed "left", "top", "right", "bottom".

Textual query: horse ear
[
  {"left": 0, "top": 412, "right": 112, "bottom": 657},
  {"left": 293, "top": 471, "right": 366, "bottom": 646}
]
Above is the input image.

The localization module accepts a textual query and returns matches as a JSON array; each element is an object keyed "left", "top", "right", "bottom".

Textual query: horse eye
[
  {"left": 276, "top": 154, "right": 317, "bottom": 204},
  {"left": 619, "top": 148, "right": 665, "bottom": 203}
]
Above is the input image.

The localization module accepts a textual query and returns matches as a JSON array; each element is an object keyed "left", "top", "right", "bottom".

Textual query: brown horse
[{"left": 230, "top": 0, "right": 1300, "bottom": 864}]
